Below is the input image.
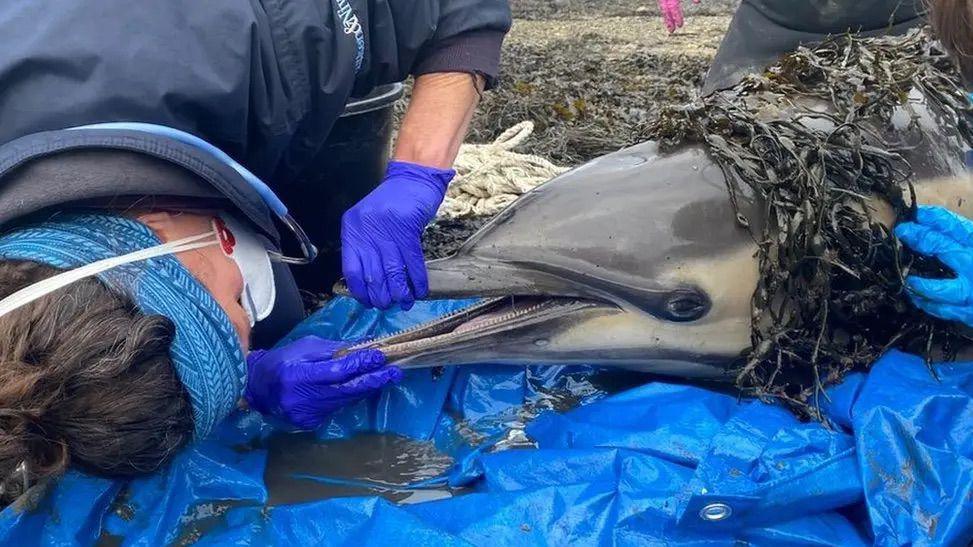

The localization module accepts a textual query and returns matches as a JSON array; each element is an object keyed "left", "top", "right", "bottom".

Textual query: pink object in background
[{"left": 658, "top": 0, "right": 701, "bottom": 33}]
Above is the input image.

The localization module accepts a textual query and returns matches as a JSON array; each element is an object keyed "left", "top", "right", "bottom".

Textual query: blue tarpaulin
[{"left": 2, "top": 297, "right": 973, "bottom": 545}]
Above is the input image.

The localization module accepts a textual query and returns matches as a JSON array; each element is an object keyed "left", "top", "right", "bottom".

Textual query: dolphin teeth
[
  {"left": 451, "top": 299, "right": 555, "bottom": 335},
  {"left": 336, "top": 297, "right": 508, "bottom": 356},
  {"left": 337, "top": 296, "right": 601, "bottom": 365}
]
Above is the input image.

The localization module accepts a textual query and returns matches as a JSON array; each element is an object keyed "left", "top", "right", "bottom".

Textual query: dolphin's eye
[{"left": 664, "top": 290, "right": 710, "bottom": 322}]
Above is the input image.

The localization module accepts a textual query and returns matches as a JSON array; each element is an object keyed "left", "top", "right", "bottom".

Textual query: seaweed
[{"left": 648, "top": 28, "right": 973, "bottom": 416}]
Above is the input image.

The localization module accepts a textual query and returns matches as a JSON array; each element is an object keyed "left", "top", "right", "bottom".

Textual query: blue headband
[{"left": 0, "top": 213, "right": 246, "bottom": 438}]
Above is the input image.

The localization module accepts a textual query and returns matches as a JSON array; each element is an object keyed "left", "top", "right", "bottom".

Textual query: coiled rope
[{"left": 437, "top": 121, "right": 568, "bottom": 219}]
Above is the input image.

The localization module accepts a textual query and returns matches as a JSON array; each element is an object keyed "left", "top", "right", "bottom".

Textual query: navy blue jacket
[{"left": 0, "top": 0, "right": 510, "bottom": 188}]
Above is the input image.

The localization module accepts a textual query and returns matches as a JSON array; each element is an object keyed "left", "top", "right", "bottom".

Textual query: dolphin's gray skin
[
  {"left": 412, "top": 143, "right": 760, "bottom": 378},
  {"left": 339, "top": 84, "right": 973, "bottom": 377}
]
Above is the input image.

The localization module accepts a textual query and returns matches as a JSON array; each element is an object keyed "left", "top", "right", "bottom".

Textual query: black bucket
[{"left": 278, "top": 83, "right": 405, "bottom": 294}]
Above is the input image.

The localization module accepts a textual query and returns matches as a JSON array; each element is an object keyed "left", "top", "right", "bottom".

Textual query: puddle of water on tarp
[
  {"left": 261, "top": 370, "right": 651, "bottom": 505},
  {"left": 263, "top": 433, "right": 459, "bottom": 506},
  {"left": 120, "top": 368, "right": 673, "bottom": 544}
]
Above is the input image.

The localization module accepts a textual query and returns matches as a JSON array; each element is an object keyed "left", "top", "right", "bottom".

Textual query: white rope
[{"left": 437, "top": 121, "right": 568, "bottom": 219}]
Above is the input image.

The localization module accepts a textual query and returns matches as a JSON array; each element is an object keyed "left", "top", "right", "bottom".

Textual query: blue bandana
[{"left": 0, "top": 213, "right": 246, "bottom": 438}]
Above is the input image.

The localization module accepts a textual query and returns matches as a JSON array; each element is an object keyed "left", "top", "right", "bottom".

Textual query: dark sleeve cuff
[{"left": 412, "top": 29, "right": 506, "bottom": 89}]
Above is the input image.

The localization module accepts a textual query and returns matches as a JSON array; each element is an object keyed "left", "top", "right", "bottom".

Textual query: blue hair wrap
[{"left": 0, "top": 213, "right": 246, "bottom": 438}]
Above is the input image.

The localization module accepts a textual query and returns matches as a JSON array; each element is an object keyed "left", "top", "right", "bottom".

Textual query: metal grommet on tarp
[
  {"left": 699, "top": 502, "right": 732, "bottom": 522},
  {"left": 678, "top": 493, "right": 760, "bottom": 530}
]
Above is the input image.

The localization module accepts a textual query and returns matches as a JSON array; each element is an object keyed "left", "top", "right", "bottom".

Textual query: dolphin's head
[
  {"left": 342, "top": 142, "right": 761, "bottom": 379},
  {"left": 337, "top": 86, "right": 969, "bottom": 380}
]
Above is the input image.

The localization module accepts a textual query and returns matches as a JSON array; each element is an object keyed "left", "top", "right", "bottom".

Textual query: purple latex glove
[
  {"left": 658, "top": 0, "right": 701, "bottom": 33},
  {"left": 341, "top": 160, "right": 455, "bottom": 310},
  {"left": 244, "top": 336, "right": 403, "bottom": 430}
]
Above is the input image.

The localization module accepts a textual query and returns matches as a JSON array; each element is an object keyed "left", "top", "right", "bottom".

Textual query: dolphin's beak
[
  {"left": 425, "top": 255, "right": 590, "bottom": 300},
  {"left": 330, "top": 256, "right": 581, "bottom": 299}
]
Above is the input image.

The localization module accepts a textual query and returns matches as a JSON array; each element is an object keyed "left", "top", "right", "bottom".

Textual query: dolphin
[
  {"left": 345, "top": 142, "right": 764, "bottom": 378},
  {"left": 339, "top": 135, "right": 972, "bottom": 378},
  {"left": 337, "top": 43, "right": 973, "bottom": 380}
]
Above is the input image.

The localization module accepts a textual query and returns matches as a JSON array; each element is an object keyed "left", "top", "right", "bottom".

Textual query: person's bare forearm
[
  {"left": 393, "top": 72, "right": 485, "bottom": 169},
  {"left": 342, "top": 72, "right": 484, "bottom": 309}
]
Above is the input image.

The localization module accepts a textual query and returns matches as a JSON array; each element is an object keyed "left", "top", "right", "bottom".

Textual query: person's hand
[
  {"left": 341, "top": 160, "right": 454, "bottom": 310},
  {"left": 895, "top": 205, "right": 973, "bottom": 328},
  {"left": 244, "top": 336, "right": 403, "bottom": 430},
  {"left": 658, "top": 0, "right": 701, "bottom": 33}
]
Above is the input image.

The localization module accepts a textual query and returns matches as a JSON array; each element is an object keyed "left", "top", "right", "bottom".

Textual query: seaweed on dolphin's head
[{"left": 648, "top": 28, "right": 973, "bottom": 417}]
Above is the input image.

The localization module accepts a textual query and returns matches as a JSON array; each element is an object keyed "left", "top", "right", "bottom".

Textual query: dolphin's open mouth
[{"left": 335, "top": 296, "right": 608, "bottom": 364}]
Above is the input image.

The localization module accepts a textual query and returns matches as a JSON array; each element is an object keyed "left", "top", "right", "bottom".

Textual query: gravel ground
[
  {"left": 510, "top": 0, "right": 739, "bottom": 19},
  {"left": 467, "top": 16, "right": 730, "bottom": 164}
]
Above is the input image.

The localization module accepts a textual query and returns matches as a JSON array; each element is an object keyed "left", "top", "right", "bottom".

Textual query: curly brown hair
[
  {"left": 0, "top": 259, "right": 193, "bottom": 506},
  {"left": 928, "top": 0, "right": 973, "bottom": 84}
]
